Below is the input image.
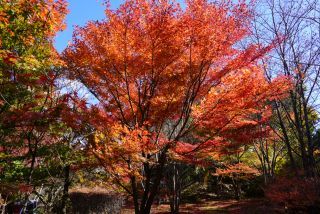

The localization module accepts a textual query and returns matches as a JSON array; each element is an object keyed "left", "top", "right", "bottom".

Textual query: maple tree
[
  {"left": 214, "top": 162, "right": 259, "bottom": 199},
  {"left": 0, "top": 0, "right": 70, "bottom": 208},
  {"left": 63, "top": 0, "right": 291, "bottom": 213}
]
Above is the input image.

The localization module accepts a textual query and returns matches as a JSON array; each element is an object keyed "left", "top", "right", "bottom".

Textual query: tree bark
[
  {"left": 300, "top": 83, "right": 316, "bottom": 176},
  {"left": 131, "top": 176, "right": 140, "bottom": 214},
  {"left": 275, "top": 103, "right": 297, "bottom": 172},
  {"left": 58, "top": 165, "right": 71, "bottom": 214},
  {"left": 170, "top": 163, "right": 180, "bottom": 214}
]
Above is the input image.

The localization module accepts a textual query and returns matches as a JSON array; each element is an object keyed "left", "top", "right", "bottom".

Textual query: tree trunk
[
  {"left": 300, "top": 83, "right": 316, "bottom": 177},
  {"left": 134, "top": 150, "right": 167, "bottom": 214},
  {"left": 275, "top": 103, "right": 297, "bottom": 172},
  {"left": 131, "top": 176, "right": 140, "bottom": 214},
  {"left": 290, "top": 92, "right": 310, "bottom": 175},
  {"left": 58, "top": 165, "right": 71, "bottom": 214},
  {"left": 27, "top": 136, "right": 38, "bottom": 185},
  {"left": 170, "top": 163, "right": 180, "bottom": 214},
  {"left": 232, "top": 178, "right": 241, "bottom": 200}
]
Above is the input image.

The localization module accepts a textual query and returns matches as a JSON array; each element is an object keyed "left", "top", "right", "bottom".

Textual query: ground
[{"left": 121, "top": 199, "right": 284, "bottom": 214}]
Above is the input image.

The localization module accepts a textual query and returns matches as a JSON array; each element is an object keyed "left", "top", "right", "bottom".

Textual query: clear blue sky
[{"left": 54, "top": 0, "right": 123, "bottom": 53}]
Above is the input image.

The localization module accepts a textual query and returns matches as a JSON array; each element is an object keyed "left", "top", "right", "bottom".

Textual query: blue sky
[{"left": 54, "top": 0, "right": 123, "bottom": 53}]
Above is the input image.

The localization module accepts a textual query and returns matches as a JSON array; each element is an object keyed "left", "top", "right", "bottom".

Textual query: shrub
[
  {"left": 69, "top": 187, "right": 123, "bottom": 214},
  {"left": 265, "top": 176, "right": 320, "bottom": 212}
]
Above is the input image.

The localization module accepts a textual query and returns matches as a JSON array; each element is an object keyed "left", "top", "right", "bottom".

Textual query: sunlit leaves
[
  {"left": 0, "top": 0, "right": 68, "bottom": 185},
  {"left": 63, "top": 0, "right": 290, "bottom": 191}
]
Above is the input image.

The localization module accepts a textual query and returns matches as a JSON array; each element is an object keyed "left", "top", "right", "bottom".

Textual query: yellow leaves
[
  {"left": 314, "top": 149, "right": 320, "bottom": 157},
  {"left": 17, "top": 55, "right": 40, "bottom": 70},
  {"left": 0, "top": 0, "right": 68, "bottom": 72}
]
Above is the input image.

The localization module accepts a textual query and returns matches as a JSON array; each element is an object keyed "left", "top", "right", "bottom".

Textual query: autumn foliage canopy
[
  {"left": 0, "top": 0, "right": 69, "bottom": 182},
  {"left": 62, "top": 0, "right": 291, "bottom": 212}
]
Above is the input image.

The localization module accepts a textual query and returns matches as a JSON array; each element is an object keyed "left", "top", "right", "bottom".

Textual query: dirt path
[{"left": 121, "top": 199, "right": 282, "bottom": 214}]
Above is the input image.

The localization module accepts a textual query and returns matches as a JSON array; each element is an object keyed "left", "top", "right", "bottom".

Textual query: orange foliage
[
  {"left": 0, "top": 0, "right": 69, "bottom": 178},
  {"left": 214, "top": 163, "right": 260, "bottom": 180},
  {"left": 63, "top": 0, "right": 290, "bottom": 199},
  {"left": 173, "top": 67, "right": 291, "bottom": 162}
]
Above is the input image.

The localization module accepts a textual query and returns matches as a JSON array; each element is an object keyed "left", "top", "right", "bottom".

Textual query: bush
[
  {"left": 243, "top": 176, "right": 264, "bottom": 198},
  {"left": 69, "top": 187, "right": 124, "bottom": 214},
  {"left": 265, "top": 176, "right": 320, "bottom": 213}
]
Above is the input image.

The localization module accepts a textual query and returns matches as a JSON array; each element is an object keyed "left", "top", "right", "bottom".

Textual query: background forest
[{"left": 0, "top": 0, "right": 320, "bottom": 213}]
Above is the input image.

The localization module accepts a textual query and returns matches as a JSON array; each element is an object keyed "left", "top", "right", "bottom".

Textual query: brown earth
[{"left": 121, "top": 199, "right": 285, "bottom": 214}]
